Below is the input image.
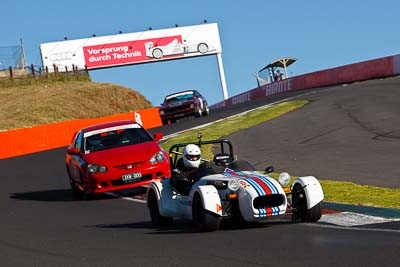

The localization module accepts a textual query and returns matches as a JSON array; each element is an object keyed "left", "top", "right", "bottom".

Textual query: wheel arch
[
  {"left": 147, "top": 180, "right": 163, "bottom": 207},
  {"left": 191, "top": 185, "right": 222, "bottom": 218},
  {"left": 292, "top": 176, "right": 324, "bottom": 209}
]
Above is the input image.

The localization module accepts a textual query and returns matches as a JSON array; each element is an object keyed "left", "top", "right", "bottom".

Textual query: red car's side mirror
[
  {"left": 67, "top": 147, "right": 79, "bottom": 155},
  {"left": 153, "top": 132, "right": 163, "bottom": 142}
]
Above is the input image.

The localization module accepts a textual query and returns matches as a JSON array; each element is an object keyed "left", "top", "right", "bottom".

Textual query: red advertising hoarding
[{"left": 83, "top": 35, "right": 183, "bottom": 69}]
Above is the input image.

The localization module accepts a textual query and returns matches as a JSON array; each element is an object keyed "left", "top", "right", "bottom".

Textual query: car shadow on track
[
  {"left": 90, "top": 219, "right": 296, "bottom": 235},
  {"left": 9, "top": 186, "right": 149, "bottom": 202},
  {"left": 91, "top": 219, "right": 195, "bottom": 234},
  {"left": 9, "top": 189, "right": 115, "bottom": 202}
]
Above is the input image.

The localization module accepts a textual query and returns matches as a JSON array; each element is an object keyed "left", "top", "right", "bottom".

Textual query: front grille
[
  {"left": 114, "top": 161, "right": 143, "bottom": 170},
  {"left": 164, "top": 104, "right": 194, "bottom": 114},
  {"left": 253, "top": 194, "right": 285, "bottom": 209}
]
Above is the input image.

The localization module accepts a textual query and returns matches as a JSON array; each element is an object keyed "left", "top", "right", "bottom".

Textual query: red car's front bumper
[{"left": 83, "top": 165, "right": 170, "bottom": 194}]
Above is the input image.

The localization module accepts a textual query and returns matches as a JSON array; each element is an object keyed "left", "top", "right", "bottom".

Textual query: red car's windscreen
[{"left": 84, "top": 128, "right": 153, "bottom": 153}]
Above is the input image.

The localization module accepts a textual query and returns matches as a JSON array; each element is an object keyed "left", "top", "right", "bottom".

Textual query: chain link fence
[{"left": 0, "top": 43, "right": 89, "bottom": 82}]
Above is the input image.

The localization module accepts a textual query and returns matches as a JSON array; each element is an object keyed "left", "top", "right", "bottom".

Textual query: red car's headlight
[
  {"left": 149, "top": 151, "right": 166, "bottom": 164},
  {"left": 88, "top": 164, "right": 108, "bottom": 174}
]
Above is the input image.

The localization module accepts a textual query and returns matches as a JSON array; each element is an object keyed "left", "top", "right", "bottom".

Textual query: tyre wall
[{"left": 0, "top": 107, "right": 161, "bottom": 159}]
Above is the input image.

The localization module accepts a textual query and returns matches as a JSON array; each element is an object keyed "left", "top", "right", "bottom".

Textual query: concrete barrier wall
[
  {"left": 211, "top": 54, "right": 399, "bottom": 109},
  {"left": 0, "top": 107, "right": 161, "bottom": 159},
  {"left": 393, "top": 54, "right": 400, "bottom": 75}
]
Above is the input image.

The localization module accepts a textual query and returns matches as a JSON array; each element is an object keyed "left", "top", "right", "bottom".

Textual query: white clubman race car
[{"left": 147, "top": 135, "right": 324, "bottom": 231}]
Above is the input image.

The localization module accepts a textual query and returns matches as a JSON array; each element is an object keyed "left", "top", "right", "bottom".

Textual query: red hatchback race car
[{"left": 66, "top": 120, "right": 170, "bottom": 199}]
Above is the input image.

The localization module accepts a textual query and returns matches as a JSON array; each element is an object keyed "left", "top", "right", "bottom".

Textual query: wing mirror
[
  {"left": 265, "top": 166, "right": 274, "bottom": 174},
  {"left": 153, "top": 132, "right": 163, "bottom": 142},
  {"left": 67, "top": 147, "right": 79, "bottom": 155}
]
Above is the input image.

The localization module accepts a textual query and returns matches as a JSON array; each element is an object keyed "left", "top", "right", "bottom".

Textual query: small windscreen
[
  {"left": 84, "top": 127, "right": 152, "bottom": 153},
  {"left": 165, "top": 92, "right": 194, "bottom": 102}
]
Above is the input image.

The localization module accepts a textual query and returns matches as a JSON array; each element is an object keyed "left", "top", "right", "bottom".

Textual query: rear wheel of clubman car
[
  {"left": 292, "top": 184, "right": 322, "bottom": 222},
  {"left": 197, "top": 43, "right": 208, "bottom": 54},
  {"left": 192, "top": 193, "right": 220, "bottom": 232},
  {"left": 148, "top": 190, "right": 173, "bottom": 226}
]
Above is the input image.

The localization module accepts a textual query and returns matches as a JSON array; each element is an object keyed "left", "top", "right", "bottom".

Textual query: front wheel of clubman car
[
  {"left": 292, "top": 184, "right": 322, "bottom": 222},
  {"left": 192, "top": 193, "right": 220, "bottom": 232},
  {"left": 148, "top": 190, "right": 173, "bottom": 226}
]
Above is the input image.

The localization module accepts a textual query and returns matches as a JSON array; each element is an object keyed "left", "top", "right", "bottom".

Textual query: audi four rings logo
[{"left": 48, "top": 52, "right": 74, "bottom": 61}]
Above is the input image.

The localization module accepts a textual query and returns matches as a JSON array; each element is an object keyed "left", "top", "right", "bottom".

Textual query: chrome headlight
[
  {"left": 190, "top": 103, "right": 195, "bottom": 108},
  {"left": 88, "top": 164, "right": 107, "bottom": 174},
  {"left": 228, "top": 179, "right": 240, "bottom": 191},
  {"left": 159, "top": 110, "right": 165, "bottom": 115},
  {"left": 278, "top": 172, "right": 291, "bottom": 187},
  {"left": 149, "top": 151, "right": 165, "bottom": 164}
]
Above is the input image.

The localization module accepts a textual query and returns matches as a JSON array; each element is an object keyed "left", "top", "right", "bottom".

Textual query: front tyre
[
  {"left": 148, "top": 190, "right": 173, "bottom": 226},
  {"left": 192, "top": 193, "right": 220, "bottom": 232},
  {"left": 66, "top": 166, "right": 80, "bottom": 195},
  {"left": 194, "top": 108, "right": 202, "bottom": 118},
  {"left": 202, "top": 104, "right": 210, "bottom": 116},
  {"left": 292, "top": 184, "right": 322, "bottom": 222}
]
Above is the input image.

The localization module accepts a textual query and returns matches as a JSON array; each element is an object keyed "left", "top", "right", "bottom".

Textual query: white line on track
[
  {"left": 105, "top": 192, "right": 146, "bottom": 204},
  {"left": 320, "top": 212, "right": 400, "bottom": 227},
  {"left": 307, "top": 222, "right": 400, "bottom": 234}
]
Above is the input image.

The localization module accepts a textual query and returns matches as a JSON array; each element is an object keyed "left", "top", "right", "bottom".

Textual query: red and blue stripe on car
[{"left": 223, "top": 169, "right": 281, "bottom": 217}]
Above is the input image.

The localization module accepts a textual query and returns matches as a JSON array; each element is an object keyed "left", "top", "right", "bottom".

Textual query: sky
[{"left": 1, "top": 0, "right": 399, "bottom": 106}]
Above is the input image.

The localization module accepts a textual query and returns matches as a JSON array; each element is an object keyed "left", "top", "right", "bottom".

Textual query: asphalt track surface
[{"left": 1, "top": 77, "right": 400, "bottom": 266}]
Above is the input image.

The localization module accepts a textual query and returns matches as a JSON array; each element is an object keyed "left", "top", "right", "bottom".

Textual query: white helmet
[{"left": 182, "top": 144, "right": 201, "bottom": 168}]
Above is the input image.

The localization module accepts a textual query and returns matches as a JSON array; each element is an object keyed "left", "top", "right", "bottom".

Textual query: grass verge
[
  {"left": 161, "top": 101, "right": 307, "bottom": 159},
  {"left": 160, "top": 100, "right": 400, "bottom": 209},
  {"left": 320, "top": 180, "right": 400, "bottom": 209},
  {"left": 0, "top": 79, "right": 152, "bottom": 131}
]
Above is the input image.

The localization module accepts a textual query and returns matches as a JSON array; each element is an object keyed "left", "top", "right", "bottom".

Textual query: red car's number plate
[{"left": 121, "top": 172, "right": 142, "bottom": 183}]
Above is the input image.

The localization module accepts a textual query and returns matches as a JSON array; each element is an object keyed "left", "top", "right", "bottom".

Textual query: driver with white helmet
[
  {"left": 181, "top": 144, "right": 201, "bottom": 170},
  {"left": 170, "top": 144, "right": 201, "bottom": 195}
]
